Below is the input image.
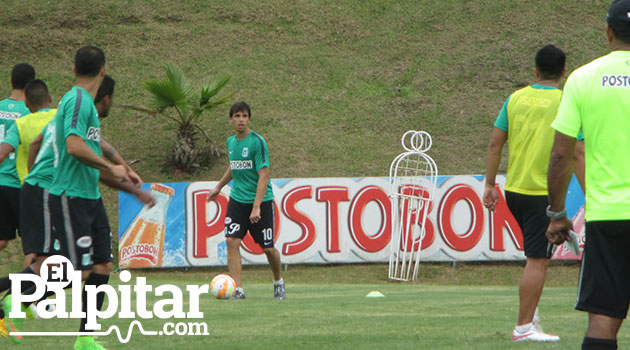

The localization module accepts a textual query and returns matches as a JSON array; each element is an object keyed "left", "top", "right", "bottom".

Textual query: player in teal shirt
[
  {"left": 2, "top": 47, "right": 128, "bottom": 350},
  {"left": 208, "top": 101, "right": 285, "bottom": 300},
  {"left": 0, "top": 63, "right": 35, "bottom": 253}
]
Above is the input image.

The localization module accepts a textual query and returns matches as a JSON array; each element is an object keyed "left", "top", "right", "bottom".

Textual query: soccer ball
[{"left": 210, "top": 274, "right": 236, "bottom": 299}]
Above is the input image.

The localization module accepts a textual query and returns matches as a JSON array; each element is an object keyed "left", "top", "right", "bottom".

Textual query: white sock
[
  {"left": 273, "top": 278, "right": 284, "bottom": 285},
  {"left": 515, "top": 323, "right": 533, "bottom": 333}
]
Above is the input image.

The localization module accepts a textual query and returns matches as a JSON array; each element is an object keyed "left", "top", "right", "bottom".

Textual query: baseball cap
[{"left": 607, "top": 0, "right": 630, "bottom": 36}]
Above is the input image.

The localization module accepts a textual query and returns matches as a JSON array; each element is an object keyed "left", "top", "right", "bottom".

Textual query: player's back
[
  {"left": 0, "top": 99, "right": 30, "bottom": 188},
  {"left": 564, "top": 50, "right": 630, "bottom": 220},
  {"left": 504, "top": 85, "right": 562, "bottom": 195}
]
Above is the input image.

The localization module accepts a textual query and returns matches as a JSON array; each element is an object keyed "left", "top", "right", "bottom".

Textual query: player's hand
[
  {"left": 126, "top": 167, "right": 144, "bottom": 188},
  {"left": 136, "top": 189, "right": 157, "bottom": 208},
  {"left": 250, "top": 206, "right": 261, "bottom": 224},
  {"left": 206, "top": 187, "right": 221, "bottom": 202},
  {"left": 110, "top": 164, "right": 130, "bottom": 183},
  {"left": 482, "top": 183, "right": 498, "bottom": 212},
  {"left": 545, "top": 217, "right": 573, "bottom": 245}
]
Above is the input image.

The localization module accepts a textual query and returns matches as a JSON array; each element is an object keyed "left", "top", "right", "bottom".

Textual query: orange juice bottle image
[{"left": 119, "top": 183, "right": 174, "bottom": 268}]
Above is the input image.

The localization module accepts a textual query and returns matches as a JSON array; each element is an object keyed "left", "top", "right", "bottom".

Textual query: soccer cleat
[
  {"left": 532, "top": 307, "right": 543, "bottom": 333},
  {"left": 0, "top": 318, "right": 9, "bottom": 338},
  {"left": 2, "top": 295, "right": 25, "bottom": 344},
  {"left": 274, "top": 283, "right": 285, "bottom": 300},
  {"left": 74, "top": 336, "right": 113, "bottom": 350},
  {"left": 230, "top": 289, "right": 246, "bottom": 300},
  {"left": 512, "top": 327, "right": 560, "bottom": 342}
]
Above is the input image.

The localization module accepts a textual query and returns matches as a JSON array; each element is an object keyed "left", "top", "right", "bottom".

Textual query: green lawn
[
  {"left": 3, "top": 263, "right": 627, "bottom": 349},
  {"left": 6, "top": 279, "right": 622, "bottom": 350}
]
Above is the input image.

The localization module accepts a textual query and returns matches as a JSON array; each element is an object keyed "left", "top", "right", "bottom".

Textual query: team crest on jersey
[
  {"left": 242, "top": 147, "right": 248, "bottom": 157},
  {"left": 225, "top": 217, "right": 232, "bottom": 225},
  {"left": 86, "top": 127, "right": 101, "bottom": 141}
]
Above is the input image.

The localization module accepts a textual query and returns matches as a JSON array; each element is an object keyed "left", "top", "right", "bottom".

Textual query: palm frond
[
  {"left": 192, "top": 91, "right": 235, "bottom": 122},
  {"left": 144, "top": 65, "right": 194, "bottom": 123},
  {"left": 200, "top": 75, "right": 231, "bottom": 106}
]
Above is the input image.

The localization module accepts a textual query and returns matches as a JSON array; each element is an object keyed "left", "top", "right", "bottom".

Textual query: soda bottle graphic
[{"left": 119, "top": 183, "right": 174, "bottom": 268}]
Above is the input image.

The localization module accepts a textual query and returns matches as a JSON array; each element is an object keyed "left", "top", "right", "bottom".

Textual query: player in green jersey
[
  {"left": 0, "top": 63, "right": 35, "bottom": 253},
  {"left": 0, "top": 79, "right": 55, "bottom": 270},
  {"left": 207, "top": 101, "right": 285, "bottom": 300},
  {"left": 483, "top": 45, "right": 566, "bottom": 342},
  {"left": 546, "top": 1, "right": 630, "bottom": 348}
]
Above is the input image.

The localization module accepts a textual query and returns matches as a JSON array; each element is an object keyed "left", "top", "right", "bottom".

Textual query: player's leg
[
  {"left": 576, "top": 220, "right": 630, "bottom": 349},
  {"left": 0, "top": 185, "right": 20, "bottom": 253},
  {"left": 226, "top": 237, "right": 244, "bottom": 287},
  {"left": 518, "top": 257, "right": 549, "bottom": 325},
  {"left": 0, "top": 185, "right": 29, "bottom": 343},
  {"left": 506, "top": 192, "right": 558, "bottom": 341},
  {"left": 224, "top": 199, "right": 249, "bottom": 299},
  {"left": 252, "top": 200, "right": 284, "bottom": 299},
  {"left": 75, "top": 198, "right": 114, "bottom": 350}
]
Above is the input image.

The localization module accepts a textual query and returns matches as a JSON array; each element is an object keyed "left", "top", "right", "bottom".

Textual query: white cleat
[{"left": 512, "top": 328, "right": 560, "bottom": 342}]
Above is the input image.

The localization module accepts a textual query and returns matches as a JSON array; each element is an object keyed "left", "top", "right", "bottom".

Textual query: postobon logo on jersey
[
  {"left": 230, "top": 160, "right": 253, "bottom": 170},
  {"left": 86, "top": 127, "right": 101, "bottom": 141}
]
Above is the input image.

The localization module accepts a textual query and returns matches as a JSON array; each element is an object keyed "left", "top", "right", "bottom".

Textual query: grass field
[
  {"left": 0, "top": 1, "right": 627, "bottom": 348},
  {"left": 3, "top": 263, "right": 629, "bottom": 349}
]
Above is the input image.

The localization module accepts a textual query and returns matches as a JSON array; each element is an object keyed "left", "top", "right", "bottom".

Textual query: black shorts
[
  {"left": 20, "top": 183, "right": 53, "bottom": 255},
  {"left": 49, "top": 194, "right": 113, "bottom": 270},
  {"left": 0, "top": 185, "right": 20, "bottom": 241},
  {"left": 505, "top": 191, "right": 552, "bottom": 258},
  {"left": 576, "top": 220, "right": 630, "bottom": 319},
  {"left": 225, "top": 199, "right": 275, "bottom": 248}
]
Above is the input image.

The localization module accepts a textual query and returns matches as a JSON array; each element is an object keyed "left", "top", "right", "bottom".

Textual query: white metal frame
[{"left": 388, "top": 131, "right": 438, "bottom": 282}]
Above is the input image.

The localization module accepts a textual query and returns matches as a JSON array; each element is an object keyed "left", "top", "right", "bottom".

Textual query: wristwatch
[{"left": 546, "top": 205, "right": 567, "bottom": 219}]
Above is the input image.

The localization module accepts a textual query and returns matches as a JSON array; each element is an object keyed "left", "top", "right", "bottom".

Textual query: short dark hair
[
  {"left": 229, "top": 101, "right": 251, "bottom": 118},
  {"left": 535, "top": 45, "right": 566, "bottom": 80},
  {"left": 95, "top": 75, "right": 115, "bottom": 103},
  {"left": 24, "top": 79, "right": 49, "bottom": 107},
  {"left": 608, "top": 0, "right": 630, "bottom": 44},
  {"left": 74, "top": 46, "right": 105, "bottom": 77},
  {"left": 11, "top": 63, "right": 35, "bottom": 90}
]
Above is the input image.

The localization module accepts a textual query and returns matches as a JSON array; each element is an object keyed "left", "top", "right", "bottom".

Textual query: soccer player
[
  {"left": 483, "top": 45, "right": 566, "bottom": 342},
  {"left": 546, "top": 1, "right": 630, "bottom": 349},
  {"left": 0, "top": 63, "right": 35, "bottom": 253},
  {"left": 0, "top": 79, "right": 56, "bottom": 269},
  {"left": 20, "top": 46, "right": 126, "bottom": 350},
  {"left": 207, "top": 101, "right": 285, "bottom": 300}
]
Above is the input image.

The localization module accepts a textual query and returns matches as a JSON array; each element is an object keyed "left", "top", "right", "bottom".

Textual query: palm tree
[{"left": 125, "top": 64, "right": 233, "bottom": 172}]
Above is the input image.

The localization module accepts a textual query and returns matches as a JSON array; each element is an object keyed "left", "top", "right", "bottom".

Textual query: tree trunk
[{"left": 173, "top": 123, "right": 198, "bottom": 172}]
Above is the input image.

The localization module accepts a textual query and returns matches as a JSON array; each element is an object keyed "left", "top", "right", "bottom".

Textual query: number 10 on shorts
[{"left": 262, "top": 228, "right": 273, "bottom": 242}]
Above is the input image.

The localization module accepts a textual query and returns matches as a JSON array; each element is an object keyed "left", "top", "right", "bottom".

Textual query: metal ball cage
[{"left": 388, "top": 131, "right": 438, "bottom": 282}]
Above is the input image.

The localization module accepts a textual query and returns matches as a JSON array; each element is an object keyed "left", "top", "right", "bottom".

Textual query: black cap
[{"left": 607, "top": 0, "right": 630, "bottom": 36}]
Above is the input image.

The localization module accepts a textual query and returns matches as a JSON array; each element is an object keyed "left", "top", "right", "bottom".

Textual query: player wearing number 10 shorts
[{"left": 207, "top": 101, "right": 285, "bottom": 300}]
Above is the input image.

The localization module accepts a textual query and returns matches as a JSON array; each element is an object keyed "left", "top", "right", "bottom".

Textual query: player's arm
[
  {"left": 483, "top": 127, "right": 507, "bottom": 211},
  {"left": 99, "top": 170, "right": 156, "bottom": 207},
  {"left": 101, "top": 138, "right": 143, "bottom": 187},
  {"left": 66, "top": 134, "right": 128, "bottom": 182},
  {"left": 546, "top": 131, "right": 576, "bottom": 244},
  {"left": 207, "top": 167, "right": 232, "bottom": 201},
  {"left": 250, "top": 166, "right": 270, "bottom": 224},
  {"left": 28, "top": 133, "right": 44, "bottom": 170},
  {"left": 573, "top": 140, "right": 585, "bottom": 193},
  {"left": 0, "top": 123, "right": 19, "bottom": 165},
  {"left": 0, "top": 143, "right": 15, "bottom": 165}
]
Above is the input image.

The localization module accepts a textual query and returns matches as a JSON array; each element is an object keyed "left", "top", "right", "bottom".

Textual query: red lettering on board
[
  {"left": 193, "top": 190, "right": 228, "bottom": 258},
  {"left": 438, "top": 184, "right": 484, "bottom": 252},
  {"left": 489, "top": 185, "right": 523, "bottom": 251},
  {"left": 349, "top": 186, "right": 391, "bottom": 253},
  {"left": 316, "top": 186, "right": 350, "bottom": 253},
  {"left": 281, "top": 186, "right": 317, "bottom": 256}
]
